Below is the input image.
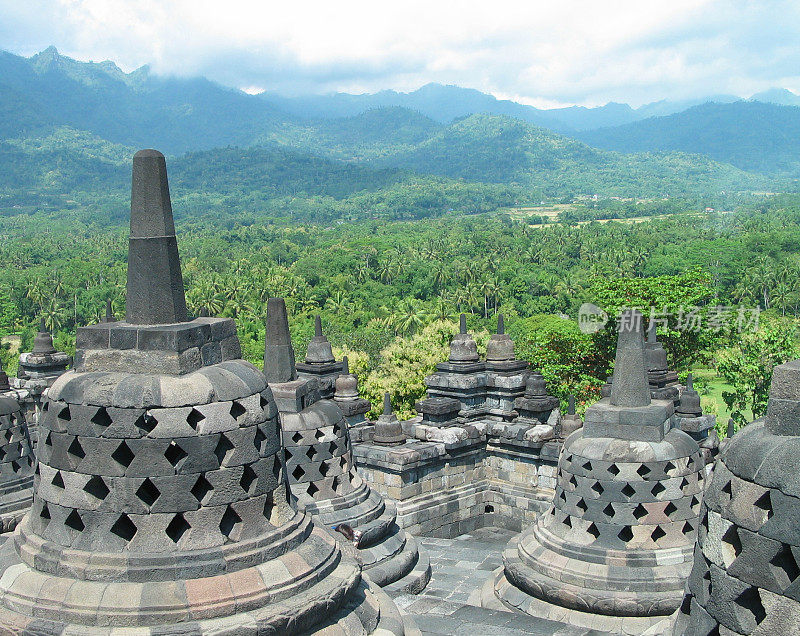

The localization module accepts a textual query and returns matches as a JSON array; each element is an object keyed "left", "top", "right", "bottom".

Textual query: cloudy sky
[{"left": 0, "top": 0, "right": 797, "bottom": 108}]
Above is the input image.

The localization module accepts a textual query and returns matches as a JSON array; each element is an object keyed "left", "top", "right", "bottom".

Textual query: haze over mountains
[{"left": 1, "top": 46, "right": 799, "bottom": 223}]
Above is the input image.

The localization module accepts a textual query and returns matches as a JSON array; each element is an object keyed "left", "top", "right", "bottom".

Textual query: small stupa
[{"left": 295, "top": 316, "right": 344, "bottom": 399}]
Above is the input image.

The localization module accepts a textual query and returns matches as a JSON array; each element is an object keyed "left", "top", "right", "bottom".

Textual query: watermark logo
[{"left": 578, "top": 303, "right": 608, "bottom": 333}]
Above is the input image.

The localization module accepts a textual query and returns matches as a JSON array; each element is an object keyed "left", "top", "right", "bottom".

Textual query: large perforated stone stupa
[
  {"left": 0, "top": 395, "right": 34, "bottom": 536},
  {"left": 490, "top": 310, "right": 706, "bottom": 634},
  {"left": 265, "top": 297, "right": 431, "bottom": 594},
  {"left": 666, "top": 358, "right": 800, "bottom": 635},
  {"left": 0, "top": 150, "right": 407, "bottom": 634}
]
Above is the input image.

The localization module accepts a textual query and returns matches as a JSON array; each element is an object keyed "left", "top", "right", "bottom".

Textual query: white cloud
[{"left": 1, "top": 0, "right": 799, "bottom": 106}]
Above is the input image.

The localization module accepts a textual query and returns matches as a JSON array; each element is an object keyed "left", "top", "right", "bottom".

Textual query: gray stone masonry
[
  {"left": 667, "top": 358, "right": 800, "bottom": 635},
  {"left": 0, "top": 395, "right": 34, "bottom": 535},
  {"left": 266, "top": 297, "right": 431, "bottom": 595},
  {"left": 491, "top": 310, "right": 706, "bottom": 633}
]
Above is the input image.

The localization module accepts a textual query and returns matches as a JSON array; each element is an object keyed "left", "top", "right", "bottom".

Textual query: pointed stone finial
[
  {"left": 342, "top": 356, "right": 350, "bottom": 375},
  {"left": 497, "top": 314, "right": 505, "bottom": 335},
  {"left": 727, "top": 417, "right": 735, "bottom": 438},
  {"left": 105, "top": 299, "right": 113, "bottom": 323},
  {"left": 647, "top": 320, "right": 657, "bottom": 344},
  {"left": 263, "top": 297, "right": 297, "bottom": 383},
  {"left": 32, "top": 319, "right": 56, "bottom": 355},
  {"left": 686, "top": 372, "right": 694, "bottom": 391},
  {"left": 305, "top": 315, "right": 335, "bottom": 363},
  {"left": 568, "top": 394, "right": 576, "bottom": 416},
  {"left": 610, "top": 310, "right": 651, "bottom": 408},
  {"left": 125, "top": 149, "right": 187, "bottom": 325},
  {"left": 383, "top": 392, "right": 392, "bottom": 416},
  {"left": 459, "top": 314, "right": 467, "bottom": 334},
  {"left": 315, "top": 315, "right": 323, "bottom": 337}
]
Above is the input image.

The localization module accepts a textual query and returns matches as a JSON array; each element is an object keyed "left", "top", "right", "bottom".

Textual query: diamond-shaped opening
[
  {"left": 39, "top": 502, "right": 50, "bottom": 525},
  {"left": 259, "top": 394, "right": 268, "bottom": 409},
  {"left": 340, "top": 456, "right": 348, "bottom": 471},
  {"left": 664, "top": 461, "right": 676, "bottom": 475},
  {"left": 219, "top": 505, "right": 242, "bottom": 541},
  {"left": 721, "top": 479, "right": 732, "bottom": 497},
  {"left": 165, "top": 513, "right": 190, "bottom": 543},
  {"left": 591, "top": 481, "right": 604, "bottom": 496},
  {"left": 263, "top": 491, "right": 274, "bottom": 519},
  {"left": 328, "top": 441, "right": 338, "bottom": 455},
  {"left": 315, "top": 429, "right": 325, "bottom": 442},
  {"left": 135, "top": 413, "right": 156, "bottom": 434},
  {"left": 44, "top": 432, "right": 52, "bottom": 447},
  {"left": 331, "top": 475, "right": 340, "bottom": 494},
  {"left": 582, "top": 461, "right": 592, "bottom": 471},
  {"left": 272, "top": 456, "right": 283, "bottom": 482},
  {"left": 637, "top": 464, "right": 652, "bottom": 478},
  {"left": 691, "top": 495, "right": 700, "bottom": 509},
  {"left": 186, "top": 408, "right": 204, "bottom": 430},
  {"left": 568, "top": 475, "right": 578, "bottom": 489},
  {"left": 52, "top": 471, "right": 65, "bottom": 489},
  {"left": 10, "top": 460, "right": 20, "bottom": 473},
  {"left": 319, "top": 461, "right": 329, "bottom": 477},
  {"left": 83, "top": 475, "right": 109, "bottom": 500},
  {"left": 112, "top": 441, "right": 135, "bottom": 468},
  {"left": 91, "top": 407, "right": 112, "bottom": 428},
  {"left": 230, "top": 401, "right": 246, "bottom": 421},
  {"left": 5, "top": 429, "right": 12, "bottom": 442},
  {"left": 651, "top": 525, "right": 667, "bottom": 542},
  {"left": 65, "top": 509, "right": 84, "bottom": 532},
  {"left": 652, "top": 482, "right": 666, "bottom": 497},
  {"left": 214, "top": 434, "right": 234, "bottom": 466},
  {"left": 607, "top": 464, "right": 620, "bottom": 476},
  {"left": 110, "top": 513, "right": 137, "bottom": 542},
  {"left": 191, "top": 475, "right": 213, "bottom": 503},
  {"left": 665, "top": 501, "right": 678, "bottom": 518},
  {"left": 58, "top": 406, "right": 71, "bottom": 421},
  {"left": 559, "top": 489, "right": 567, "bottom": 503},
  {"left": 563, "top": 515, "right": 572, "bottom": 529},
  {"left": 633, "top": 503, "right": 648, "bottom": 520},
  {"left": 240, "top": 465, "right": 257, "bottom": 494},
  {"left": 292, "top": 465, "right": 304, "bottom": 481},
  {"left": 770, "top": 544, "right": 800, "bottom": 586},
  {"left": 254, "top": 427, "right": 267, "bottom": 453},
  {"left": 754, "top": 491, "right": 773, "bottom": 521},
  {"left": 307, "top": 482, "right": 320, "bottom": 498},
  {"left": 618, "top": 526, "right": 634, "bottom": 543},
  {"left": 587, "top": 523, "right": 600, "bottom": 539},
  {"left": 0, "top": 447, "right": 6, "bottom": 462},
  {"left": 68, "top": 437, "right": 85, "bottom": 460},
  {"left": 306, "top": 446, "right": 318, "bottom": 461},
  {"left": 164, "top": 441, "right": 187, "bottom": 468},
  {"left": 680, "top": 477, "right": 690, "bottom": 492},
  {"left": 722, "top": 525, "right": 743, "bottom": 564},
  {"left": 291, "top": 431, "right": 303, "bottom": 444},
  {"left": 734, "top": 586, "right": 766, "bottom": 626},
  {"left": 576, "top": 498, "right": 588, "bottom": 513},
  {"left": 603, "top": 503, "right": 615, "bottom": 517},
  {"left": 136, "top": 478, "right": 161, "bottom": 507}
]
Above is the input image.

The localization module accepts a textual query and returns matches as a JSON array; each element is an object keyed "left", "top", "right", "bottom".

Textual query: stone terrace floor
[{"left": 391, "top": 527, "right": 606, "bottom": 635}]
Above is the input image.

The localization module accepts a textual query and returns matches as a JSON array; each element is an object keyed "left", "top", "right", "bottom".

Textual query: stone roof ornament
[
  {"left": 374, "top": 391, "right": 405, "bottom": 446},
  {"left": 125, "top": 149, "right": 187, "bottom": 325},
  {"left": 449, "top": 313, "right": 479, "bottom": 363},
  {"left": 32, "top": 318, "right": 56, "bottom": 355},
  {"left": 306, "top": 315, "right": 335, "bottom": 363},
  {"left": 486, "top": 313, "right": 515, "bottom": 362},
  {"left": 263, "top": 297, "right": 297, "bottom": 384}
]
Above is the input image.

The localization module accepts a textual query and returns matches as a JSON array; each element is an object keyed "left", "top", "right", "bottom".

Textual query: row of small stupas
[{"left": 0, "top": 149, "right": 794, "bottom": 634}]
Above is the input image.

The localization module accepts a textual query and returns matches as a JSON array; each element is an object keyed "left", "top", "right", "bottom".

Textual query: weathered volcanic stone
[
  {"left": 0, "top": 396, "right": 34, "bottom": 535},
  {"left": 267, "top": 299, "right": 430, "bottom": 595},
  {"left": 0, "top": 151, "right": 405, "bottom": 635},
  {"left": 674, "top": 374, "right": 717, "bottom": 464},
  {"left": 645, "top": 321, "right": 680, "bottom": 404},
  {"left": 485, "top": 314, "right": 529, "bottom": 421},
  {"left": 492, "top": 310, "right": 705, "bottom": 632},
  {"left": 333, "top": 356, "right": 371, "bottom": 427},
  {"left": 374, "top": 393, "right": 405, "bottom": 446},
  {"left": 262, "top": 297, "right": 296, "bottom": 384},
  {"left": 295, "top": 316, "right": 344, "bottom": 399},
  {"left": 667, "top": 358, "right": 800, "bottom": 635}
]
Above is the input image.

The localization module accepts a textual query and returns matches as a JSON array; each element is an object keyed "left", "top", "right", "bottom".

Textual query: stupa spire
[
  {"left": 125, "top": 149, "right": 187, "bottom": 325},
  {"left": 264, "top": 297, "right": 297, "bottom": 383},
  {"left": 610, "top": 309, "right": 651, "bottom": 408}
]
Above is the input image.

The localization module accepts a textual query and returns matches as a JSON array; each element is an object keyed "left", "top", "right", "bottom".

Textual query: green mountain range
[{"left": 0, "top": 47, "right": 795, "bottom": 224}]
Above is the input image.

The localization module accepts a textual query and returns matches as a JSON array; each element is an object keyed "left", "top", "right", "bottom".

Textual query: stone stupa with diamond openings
[
  {"left": 295, "top": 315, "right": 344, "bottom": 399},
  {"left": 0, "top": 394, "right": 34, "bottom": 536},
  {"left": 333, "top": 356, "right": 372, "bottom": 430},
  {"left": 485, "top": 314, "right": 530, "bottom": 421},
  {"left": 664, "top": 359, "right": 800, "bottom": 635},
  {"left": 645, "top": 320, "right": 680, "bottom": 404},
  {"left": 0, "top": 150, "right": 407, "bottom": 634},
  {"left": 490, "top": 310, "right": 706, "bottom": 633},
  {"left": 265, "top": 297, "right": 431, "bottom": 594}
]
